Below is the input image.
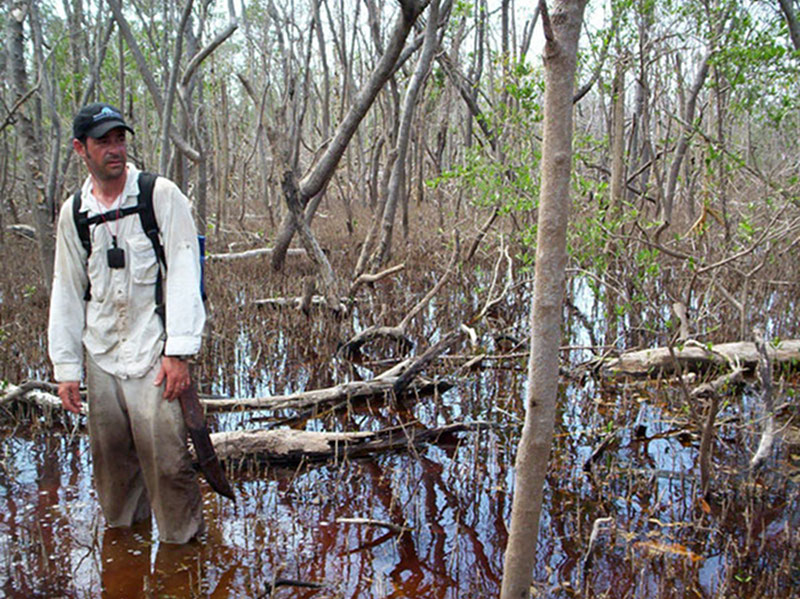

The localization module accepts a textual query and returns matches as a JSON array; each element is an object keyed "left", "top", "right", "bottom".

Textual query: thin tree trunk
[
  {"left": 662, "top": 52, "right": 710, "bottom": 230},
  {"left": 7, "top": 1, "right": 55, "bottom": 291},
  {"left": 371, "top": 0, "right": 440, "bottom": 269},
  {"left": 500, "top": 0, "right": 587, "bottom": 596},
  {"left": 778, "top": 0, "right": 800, "bottom": 51},
  {"left": 270, "top": 0, "right": 426, "bottom": 272}
]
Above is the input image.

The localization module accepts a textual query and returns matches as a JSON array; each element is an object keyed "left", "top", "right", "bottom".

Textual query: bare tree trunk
[
  {"left": 370, "top": 0, "right": 441, "bottom": 269},
  {"left": 106, "top": 0, "right": 200, "bottom": 162},
  {"left": 270, "top": 0, "right": 426, "bottom": 272},
  {"left": 661, "top": 52, "right": 710, "bottom": 230},
  {"left": 778, "top": 0, "right": 800, "bottom": 51},
  {"left": 500, "top": 0, "right": 587, "bottom": 596},
  {"left": 159, "top": 0, "right": 194, "bottom": 176},
  {"left": 7, "top": 1, "right": 55, "bottom": 291}
]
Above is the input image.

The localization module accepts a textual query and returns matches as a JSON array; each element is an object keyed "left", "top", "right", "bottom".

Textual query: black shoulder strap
[
  {"left": 135, "top": 172, "right": 167, "bottom": 326},
  {"left": 72, "top": 172, "right": 166, "bottom": 311},
  {"left": 136, "top": 172, "right": 165, "bottom": 269},
  {"left": 72, "top": 189, "right": 92, "bottom": 257}
]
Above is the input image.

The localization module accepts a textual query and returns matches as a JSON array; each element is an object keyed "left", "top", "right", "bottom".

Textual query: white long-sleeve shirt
[{"left": 48, "top": 163, "right": 206, "bottom": 382}]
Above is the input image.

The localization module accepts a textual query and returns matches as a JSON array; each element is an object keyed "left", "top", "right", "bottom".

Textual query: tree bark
[
  {"left": 370, "top": 0, "right": 441, "bottom": 268},
  {"left": 7, "top": 1, "right": 55, "bottom": 291},
  {"left": 500, "top": 1, "right": 587, "bottom": 597}
]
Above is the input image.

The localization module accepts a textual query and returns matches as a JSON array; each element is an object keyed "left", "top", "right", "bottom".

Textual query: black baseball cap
[{"left": 73, "top": 102, "right": 134, "bottom": 140}]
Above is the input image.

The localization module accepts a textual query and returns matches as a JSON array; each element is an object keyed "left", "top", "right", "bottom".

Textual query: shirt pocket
[{"left": 128, "top": 236, "right": 159, "bottom": 285}]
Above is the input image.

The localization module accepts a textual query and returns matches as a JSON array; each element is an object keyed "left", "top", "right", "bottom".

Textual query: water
[{"left": 1, "top": 251, "right": 799, "bottom": 597}]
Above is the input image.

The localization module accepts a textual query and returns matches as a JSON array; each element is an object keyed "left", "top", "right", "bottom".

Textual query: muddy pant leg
[
  {"left": 87, "top": 355, "right": 151, "bottom": 527},
  {"left": 122, "top": 363, "right": 204, "bottom": 544}
]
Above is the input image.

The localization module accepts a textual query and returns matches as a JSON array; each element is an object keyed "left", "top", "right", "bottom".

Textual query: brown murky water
[{"left": 2, "top": 232, "right": 799, "bottom": 598}]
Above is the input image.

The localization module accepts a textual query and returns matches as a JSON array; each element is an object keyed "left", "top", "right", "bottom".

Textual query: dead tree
[
  {"left": 269, "top": 0, "right": 429, "bottom": 273},
  {"left": 369, "top": 0, "right": 443, "bottom": 270}
]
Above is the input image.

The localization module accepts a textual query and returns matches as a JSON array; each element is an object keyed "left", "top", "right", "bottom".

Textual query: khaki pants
[{"left": 87, "top": 354, "right": 203, "bottom": 543}]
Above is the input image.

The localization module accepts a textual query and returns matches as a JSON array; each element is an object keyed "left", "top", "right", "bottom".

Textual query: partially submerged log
[
  {"left": 210, "top": 422, "right": 485, "bottom": 464},
  {"left": 0, "top": 381, "right": 85, "bottom": 416},
  {"left": 2, "top": 381, "right": 478, "bottom": 467},
  {"left": 603, "top": 339, "right": 800, "bottom": 378},
  {"left": 202, "top": 372, "right": 451, "bottom": 414},
  {"left": 1, "top": 368, "right": 451, "bottom": 420}
]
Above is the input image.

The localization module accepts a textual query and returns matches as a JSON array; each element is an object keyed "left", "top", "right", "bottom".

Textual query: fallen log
[
  {"left": 210, "top": 421, "right": 486, "bottom": 464},
  {"left": 206, "top": 247, "right": 307, "bottom": 261},
  {"left": 0, "top": 367, "right": 451, "bottom": 419},
  {"left": 0, "top": 381, "right": 85, "bottom": 416},
  {"left": 602, "top": 339, "right": 800, "bottom": 378},
  {"left": 1, "top": 382, "right": 479, "bottom": 470},
  {"left": 252, "top": 295, "right": 354, "bottom": 309},
  {"left": 201, "top": 374, "right": 451, "bottom": 414}
]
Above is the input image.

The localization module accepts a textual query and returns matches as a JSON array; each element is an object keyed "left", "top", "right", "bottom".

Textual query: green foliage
[{"left": 429, "top": 57, "right": 544, "bottom": 246}]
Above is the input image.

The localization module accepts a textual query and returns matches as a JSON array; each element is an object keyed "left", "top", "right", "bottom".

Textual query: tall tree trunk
[
  {"left": 778, "top": 0, "right": 800, "bottom": 51},
  {"left": 500, "top": 0, "right": 587, "bottom": 596},
  {"left": 270, "top": 0, "right": 426, "bottom": 272},
  {"left": 370, "top": 0, "right": 440, "bottom": 269},
  {"left": 7, "top": 1, "right": 55, "bottom": 291},
  {"left": 662, "top": 51, "right": 710, "bottom": 230}
]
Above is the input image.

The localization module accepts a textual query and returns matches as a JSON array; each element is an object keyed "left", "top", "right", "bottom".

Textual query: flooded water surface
[{"left": 1, "top": 233, "right": 799, "bottom": 599}]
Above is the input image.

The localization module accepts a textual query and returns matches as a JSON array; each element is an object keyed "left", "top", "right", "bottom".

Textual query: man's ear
[{"left": 72, "top": 138, "right": 85, "bottom": 157}]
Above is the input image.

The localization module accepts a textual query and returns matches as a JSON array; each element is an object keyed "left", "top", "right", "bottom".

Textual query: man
[{"left": 48, "top": 102, "right": 206, "bottom": 543}]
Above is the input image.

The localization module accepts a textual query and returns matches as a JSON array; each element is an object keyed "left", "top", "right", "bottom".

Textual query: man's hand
[
  {"left": 154, "top": 356, "right": 191, "bottom": 400},
  {"left": 58, "top": 381, "right": 83, "bottom": 414}
]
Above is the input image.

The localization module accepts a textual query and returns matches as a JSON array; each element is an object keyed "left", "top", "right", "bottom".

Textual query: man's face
[{"left": 74, "top": 127, "right": 128, "bottom": 182}]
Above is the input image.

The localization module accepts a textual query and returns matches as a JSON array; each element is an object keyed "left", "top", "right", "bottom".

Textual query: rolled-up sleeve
[
  {"left": 48, "top": 199, "right": 89, "bottom": 382},
  {"left": 155, "top": 179, "right": 206, "bottom": 357}
]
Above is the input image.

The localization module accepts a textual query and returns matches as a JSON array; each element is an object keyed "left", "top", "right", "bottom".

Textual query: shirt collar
[{"left": 79, "top": 162, "right": 142, "bottom": 214}]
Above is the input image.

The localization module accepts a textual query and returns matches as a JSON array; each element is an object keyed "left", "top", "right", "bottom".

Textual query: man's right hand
[{"left": 58, "top": 381, "right": 83, "bottom": 414}]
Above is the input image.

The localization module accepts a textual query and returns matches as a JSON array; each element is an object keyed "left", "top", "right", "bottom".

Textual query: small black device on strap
[{"left": 72, "top": 172, "right": 166, "bottom": 325}]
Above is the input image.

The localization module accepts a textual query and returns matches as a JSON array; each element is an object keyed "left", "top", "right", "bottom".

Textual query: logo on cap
[{"left": 93, "top": 106, "right": 122, "bottom": 121}]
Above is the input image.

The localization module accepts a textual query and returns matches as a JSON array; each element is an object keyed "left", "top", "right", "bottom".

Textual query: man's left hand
[{"left": 155, "top": 356, "right": 191, "bottom": 400}]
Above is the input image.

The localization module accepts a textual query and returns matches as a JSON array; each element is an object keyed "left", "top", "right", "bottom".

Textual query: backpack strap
[
  {"left": 72, "top": 189, "right": 91, "bottom": 257},
  {"left": 135, "top": 172, "right": 167, "bottom": 327},
  {"left": 72, "top": 190, "right": 93, "bottom": 301},
  {"left": 71, "top": 172, "right": 166, "bottom": 317}
]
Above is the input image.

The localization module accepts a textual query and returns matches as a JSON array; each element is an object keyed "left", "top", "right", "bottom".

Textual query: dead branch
[
  {"left": 580, "top": 517, "right": 615, "bottom": 596},
  {"left": 0, "top": 382, "right": 86, "bottom": 416},
  {"left": 339, "top": 234, "right": 459, "bottom": 357},
  {"left": 476, "top": 235, "right": 513, "bottom": 323},
  {"left": 393, "top": 329, "right": 464, "bottom": 395},
  {"left": 349, "top": 263, "right": 405, "bottom": 296},
  {"left": 695, "top": 365, "right": 745, "bottom": 497},
  {"left": 253, "top": 295, "right": 352, "bottom": 310},
  {"left": 6, "top": 224, "right": 37, "bottom": 241},
  {"left": 583, "top": 431, "right": 617, "bottom": 472},
  {"left": 465, "top": 207, "right": 499, "bottom": 263},
  {"left": 401, "top": 234, "right": 460, "bottom": 328},
  {"left": 200, "top": 372, "right": 450, "bottom": 414},
  {"left": 336, "top": 517, "right": 408, "bottom": 534}
]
